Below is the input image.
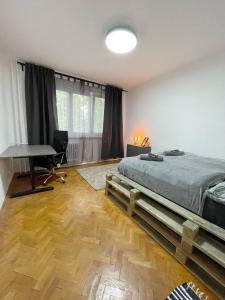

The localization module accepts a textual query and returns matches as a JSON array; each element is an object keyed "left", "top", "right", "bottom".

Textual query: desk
[{"left": 0, "top": 145, "right": 56, "bottom": 198}]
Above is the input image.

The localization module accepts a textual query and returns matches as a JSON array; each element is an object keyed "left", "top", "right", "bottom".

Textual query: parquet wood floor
[{"left": 0, "top": 165, "right": 218, "bottom": 299}]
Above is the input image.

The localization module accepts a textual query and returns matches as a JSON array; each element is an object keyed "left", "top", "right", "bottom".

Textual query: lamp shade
[{"left": 105, "top": 28, "right": 137, "bottom": 54}]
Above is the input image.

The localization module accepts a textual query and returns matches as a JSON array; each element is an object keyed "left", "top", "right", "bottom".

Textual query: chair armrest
[
  {"left": 53, "top": 152, "right": 66, "bottom": 166},
  {"left": 54, "top": 152, "right": 66, "bottom": 157}
]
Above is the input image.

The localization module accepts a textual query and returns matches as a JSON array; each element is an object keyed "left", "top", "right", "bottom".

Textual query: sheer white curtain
[
  {"left": 0, "top": 54, "right": 28, "bottom": 199},
  {"left": 55, "top": 77, "right": 105, "bottom": 164},
  {"left": 12, "top": 61, "right": 28, "bottom": 172},
  {"left": 8, "top": 61, "right": 28, "bottom": 172},
  {"left": 10, "top": 62, "right": 27, "bottom": 144}
]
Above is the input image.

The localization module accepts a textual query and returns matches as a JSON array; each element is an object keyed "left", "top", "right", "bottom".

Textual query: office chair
[{"left": 34, "top": 130, "right": 68, "bottom": 184}]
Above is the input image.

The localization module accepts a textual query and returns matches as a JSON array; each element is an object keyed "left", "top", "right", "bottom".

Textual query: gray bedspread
[{"left": 118, "top": 153, "right": 225, "bottom": 215}]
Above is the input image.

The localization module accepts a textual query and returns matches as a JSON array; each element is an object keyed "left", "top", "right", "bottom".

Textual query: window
[
  {"left": 94, "top": 97, "right": 104, "bottom": 133},
  {"left": 56, "top": 90, "right": 105, "bottom": 137},
  {"left": 72, "top": 93, "right": 90, "bottom": 134},
  {"left": 56, "top": 90, "right": 69, "bottom": 131}
]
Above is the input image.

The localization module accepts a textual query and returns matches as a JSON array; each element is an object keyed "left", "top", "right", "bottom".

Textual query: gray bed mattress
[{"left": 118, "top": 153, "right": 225, "bottom": 216}]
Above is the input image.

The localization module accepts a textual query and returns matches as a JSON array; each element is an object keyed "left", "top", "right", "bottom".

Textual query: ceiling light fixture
[{"left": 105, "top": 28, "right": 137, "bottom": 54}]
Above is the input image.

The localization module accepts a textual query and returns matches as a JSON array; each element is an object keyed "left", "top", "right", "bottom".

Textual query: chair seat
[{"left": 33, "top": 156, "right": 55, "bottom": 169}]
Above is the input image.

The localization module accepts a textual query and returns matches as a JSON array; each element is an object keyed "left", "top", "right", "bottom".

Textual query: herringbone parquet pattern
[{"left": 0, "top": 165, "right": 217, "bottom": 299}]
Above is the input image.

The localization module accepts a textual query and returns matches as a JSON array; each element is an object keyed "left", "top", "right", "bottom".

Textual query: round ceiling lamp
[{"left": 105, "top": 28, "right": 137, "bottom": 54}]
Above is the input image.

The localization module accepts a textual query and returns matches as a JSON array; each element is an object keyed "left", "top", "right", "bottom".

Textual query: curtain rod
[{"left": 17, "top": 61, "right": 128, "bottom": 92}]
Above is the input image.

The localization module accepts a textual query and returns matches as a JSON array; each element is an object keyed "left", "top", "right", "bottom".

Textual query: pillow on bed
[{"left": 163, "top": 149, "right": 184, "bottom": 156}]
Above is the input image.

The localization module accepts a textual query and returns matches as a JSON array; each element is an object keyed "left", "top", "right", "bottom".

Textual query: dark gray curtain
[
  {"left": 101, "top": 85, "right": 124, "bottom": 159},
  {"left": 25, "top": 63, "right": 58, "bottom": 145}
]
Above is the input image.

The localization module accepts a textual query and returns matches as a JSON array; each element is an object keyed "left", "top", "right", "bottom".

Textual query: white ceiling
[{"left": 1, "top": 0, "right": 225, "bottom": 90}]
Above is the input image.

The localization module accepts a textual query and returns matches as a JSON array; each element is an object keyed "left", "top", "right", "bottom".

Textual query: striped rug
[{"left": 166, "top": 282, "right": 208, "bottom": 300}]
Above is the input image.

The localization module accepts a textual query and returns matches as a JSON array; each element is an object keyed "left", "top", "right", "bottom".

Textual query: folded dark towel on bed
[
  {"left": 140, "top": 153, "right": 164, "bottom": 161},
  {"left": 163, "top": 149, "right": 185, "bottom": 156}
]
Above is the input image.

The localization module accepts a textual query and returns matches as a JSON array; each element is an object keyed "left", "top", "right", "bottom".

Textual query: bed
[
  {"left": 118, "top": 153, "right": 225, "bottom": 229},
  {"left": 105, "top": 153, "right": 225, "bottom": 298}
]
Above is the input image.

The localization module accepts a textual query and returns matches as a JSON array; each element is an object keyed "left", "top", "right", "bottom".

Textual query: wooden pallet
[{"left": 105, "top": 173, "right": 225, "bottom": 299}]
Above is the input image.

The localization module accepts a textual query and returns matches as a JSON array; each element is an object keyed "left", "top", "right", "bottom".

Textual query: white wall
[
  {"left": 0, "top": 51, "right": 26, "bottom": 207},
  {"left": 125, "top": 52, "right": 225, "bottom": 159},
  {"left": 0, "top": 53, "right": 13, "bottom": 207}
]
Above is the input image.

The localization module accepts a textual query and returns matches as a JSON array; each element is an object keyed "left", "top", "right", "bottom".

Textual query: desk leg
[
  {"left": 10, "top": 157, "right": 54, "bottom": 198},
  {"left": 30, "top": 157, "right": 35, "bottom": 190}
]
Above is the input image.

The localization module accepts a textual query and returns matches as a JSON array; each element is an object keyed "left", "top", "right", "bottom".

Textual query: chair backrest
[{"left": 53, "top": 130, "right": 68, "bottom": 154}]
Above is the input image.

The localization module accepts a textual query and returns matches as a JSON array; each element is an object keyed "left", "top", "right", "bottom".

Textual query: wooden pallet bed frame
[{"left": 105, "top": 172, "right": 225, "bottom": 299}]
